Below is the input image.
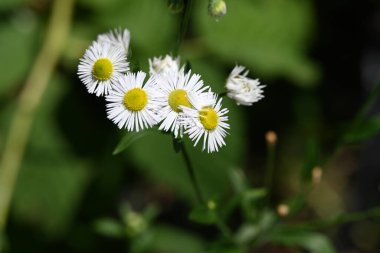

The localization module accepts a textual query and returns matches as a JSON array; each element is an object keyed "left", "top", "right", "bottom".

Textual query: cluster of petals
[
  {"left": 225, "top": 65, "right": 265, "bottom": 106},
  {"left": 77, "top": 28, "right": 232, "bottom": 153}
]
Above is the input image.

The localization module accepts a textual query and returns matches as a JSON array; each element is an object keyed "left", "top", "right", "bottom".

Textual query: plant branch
[{"left": 0, "top": 0, "right": 76, "bottom": 231}]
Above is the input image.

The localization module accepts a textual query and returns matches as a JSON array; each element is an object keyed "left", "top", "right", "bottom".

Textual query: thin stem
[
  {"left": 175, "top": 0, "right": 193, "bottom": 55},
  {"left": 0, "top": 0, "right": 76, "bottom": 231},
  {"left": 264, "top": 135, "right": 276, "bottom": 205},
  {"left": 179, "top": 142, "right": 205, "bottom": 204}
]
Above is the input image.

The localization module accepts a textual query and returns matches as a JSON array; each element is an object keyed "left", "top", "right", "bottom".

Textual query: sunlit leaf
[
  {"left": 270, "top": 228, "right": 336, "bottom": 253},
  {"left": 94, "top": 218, "right": 125, "bottom": 238}
]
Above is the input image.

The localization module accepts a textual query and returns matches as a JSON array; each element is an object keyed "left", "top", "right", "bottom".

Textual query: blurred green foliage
[{"left": 0, "top": 0, "right": 380, "bottom": 252}]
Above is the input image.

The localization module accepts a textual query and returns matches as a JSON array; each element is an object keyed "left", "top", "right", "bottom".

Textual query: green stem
[
  {"left": 264, "top": 139, "right": 276, "bottom": 205},
  {"left": 0, "top": 0, "right": 76, "bottom": 232},
  {"left": 175, "top": 0, "right": 193, "bottom": 55},
  {"left": 179, "top": 142, "right": 205, "bottom": 204}
]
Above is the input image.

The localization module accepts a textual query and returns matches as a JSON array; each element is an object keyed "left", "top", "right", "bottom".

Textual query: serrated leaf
[
  {"left": 344, "top": 116, "right": 380, "bottom": 143},
  {"left": 94, "top": 218, "right": 125, "bottom": 238},
  {"left": 113, "top": 130, "right": 153, "bottom": 155}
]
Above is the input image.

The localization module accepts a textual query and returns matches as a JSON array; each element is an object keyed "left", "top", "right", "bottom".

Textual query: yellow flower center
[
  {"left": 199, "top": 107, "right": 219, "bottom": 131},
  {"left": 168, "top": 89, "right": 191, "bottom": 112},
  {"left": 92, "top": 58, "right": 113, "bottom": 80},
  {"left": 123, "top": 88, "right": 148, "bottom": 111}
]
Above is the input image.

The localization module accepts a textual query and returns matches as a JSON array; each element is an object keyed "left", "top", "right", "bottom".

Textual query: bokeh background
[{"left": 0, "top": 0, "right": 380, "bottom": 252}]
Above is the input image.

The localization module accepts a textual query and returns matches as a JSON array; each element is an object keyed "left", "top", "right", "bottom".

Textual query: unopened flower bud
[
  {"left": 265, "top": 131, "right": 277, "bottom": 145},
  {"left": 312, "top": 166, "right": 323, "bottom": 185},
  {"left": 277, "top": 204, "right": 289, "bottom": 217},
  {"left": 207, "top": 200, "right": 217, "bottom": 210},
  {"left": 208, "top": 0, "right": 227, "bottom": 19},
  {"left": 168, "top": 0, "right": 185, "bottom": 14}
]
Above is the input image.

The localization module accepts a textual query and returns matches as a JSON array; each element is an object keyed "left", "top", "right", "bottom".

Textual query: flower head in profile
[
  {"left": 78, "top": 42, "right": 129, "bottom": 96},
  {"left": 155, "top": 69, "right": 209, "bottom": 138},
  {"left": 181, "top": 92, "right": 229, "bottom": 153},
  {"left": 97, "top": 28, "right": 131, "bottom": 55},
  {"left": 149, "top": 55, "right": 181, "bottom": 76},
  {"left": 106, "top": 71, "right": 161, "bottom": 131},
  {"left": 225, "top": 65, "right": 265, "bottom": 106}
]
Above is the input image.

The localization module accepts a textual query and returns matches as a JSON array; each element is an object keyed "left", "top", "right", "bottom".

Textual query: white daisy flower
[
  {"left": 181, "top": 92, "right": 229, "bottom": 153},
  {"left": 149, "top": 55, "right": 181, "bottom": 76},
  {"left": 97, "top": 28, "right": 131, "bottom": 55},
  {"left": 225, "top": 65, "right": 265, "bottom": 106},
  {"left": 106, "top": 71, "right": 161, "bottom": 131},
  {"left": 155, "top": 69, "right": 209, "bottom": 138},
  {"left": 78, "top": 42, "right": 129, "bottom": 96}
]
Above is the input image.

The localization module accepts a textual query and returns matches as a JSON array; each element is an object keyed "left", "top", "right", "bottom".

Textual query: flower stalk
[
  {"left": 179, "top": 141, "right": 205, "bottom": 204},
  {"left": 0, "top": 0, "right": 76, "bottom": 231}
]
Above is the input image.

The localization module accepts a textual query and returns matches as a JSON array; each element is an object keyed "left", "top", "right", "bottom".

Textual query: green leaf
[
  {"left": 229, "top": 168, "right": 249, "bottom": 194},
  {"left": 113, "top": 130, "right": 153, "bottom": 155},
  {"left": 344, "top": 116, "right": 380, "bottom": 143},
  {"left": 0, "top": 0, "right": 27, "bottom": 10},
  {"left": 189, "top": 205, "right": 217, "bottom": 224},
  {"left": 0, "top": 231, "right": 7, "bottom": 253},
  {"left": 94, "top": 218, "right": 125, "bottom": 238},
  {"left": 270, "top": 229, "right": 336, "bottom": 253},
  {"left": 193, "top": 0, "right": 320, "bottom": 86},
  {"left": 11, "top": 76, "right": 91, "bottom": 237},
  {"left": 234, "top": 224, "right": 260, "bottom": 245},
  {"left": 150, "top": 225, "right": 205, "bottom": 253}
]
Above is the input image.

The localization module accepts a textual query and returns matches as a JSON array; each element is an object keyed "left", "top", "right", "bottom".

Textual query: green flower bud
[{"left": 208, "top": 0, "right": 227, "bottom": 19}]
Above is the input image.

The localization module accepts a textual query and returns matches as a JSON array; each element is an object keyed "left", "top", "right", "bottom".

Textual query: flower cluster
[{"left": 78, "top": 28, "right": 264, "bottom": 153}]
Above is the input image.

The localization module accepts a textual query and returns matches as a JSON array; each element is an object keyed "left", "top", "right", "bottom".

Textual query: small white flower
[
  {"left": 155, "top": 69, "right": 209, "bottom": 138},
  {"left": 149, "top": 55, "right": 181, "bottom": 76},
  {"left": 106, "top": 71, "right": 161, "bottom": 131},
  {"left": 97, "top": 28, "right": 131, "bottom": 55},
  {"left": 226, "top": 65, "right": 265, "bottom": 106},
  {"left": 181, "top": 92, "right": 229, "bottom": 153},
  {"left": 78, "top": 42, "right": 129, "bottom": 96}
]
